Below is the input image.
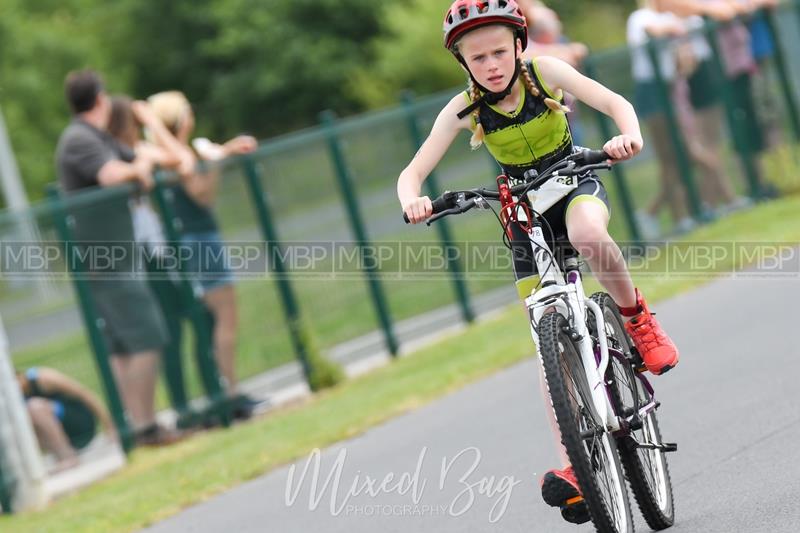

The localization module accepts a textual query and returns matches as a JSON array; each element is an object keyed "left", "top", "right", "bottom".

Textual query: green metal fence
[{"left": 0, "top": 6, "right": 798, "bottom": 475}]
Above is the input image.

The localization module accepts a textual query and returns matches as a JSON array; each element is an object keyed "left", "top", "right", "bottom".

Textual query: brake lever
[
  {"left": 425, "top": 208, "right": 458, "bottom": 226},
  {"left": 425, "top": 198, "right": 478, "bottom": 225}
]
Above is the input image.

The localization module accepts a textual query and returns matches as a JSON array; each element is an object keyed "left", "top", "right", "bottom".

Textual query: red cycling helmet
[{"left": 443, "top": 0, "right": 528, "bottom": 54}]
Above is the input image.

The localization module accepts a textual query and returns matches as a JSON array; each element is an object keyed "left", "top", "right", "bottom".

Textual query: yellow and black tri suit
[{"left": 464, "top": 59, "right": 611, "bottom": 298}]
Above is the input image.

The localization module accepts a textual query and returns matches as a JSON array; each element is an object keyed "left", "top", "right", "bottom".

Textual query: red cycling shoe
[
  {"left": 541, "top": 466, "right": 590, "bottom": 524},
  {"left": 620, "top": 289, "right": 680, "bottom": 375}
]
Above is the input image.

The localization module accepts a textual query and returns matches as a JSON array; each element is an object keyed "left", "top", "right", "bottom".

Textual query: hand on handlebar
[
  {"left": 603, "top": 135, "right": 642, "bottom": 162},
  {"left": 402, "top": 196, "right": 433, "bottom": 224},
  {"left": 401, "top": 148, "right": 614, "bottom": 224}
]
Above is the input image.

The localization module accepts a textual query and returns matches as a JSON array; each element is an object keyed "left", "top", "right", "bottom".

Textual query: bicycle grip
[
  {"left": 402, "top": 196, "right": 451, "bottom": 224},
  {"left": 579, "top": 150, "right": 611, "bottom": 165}
]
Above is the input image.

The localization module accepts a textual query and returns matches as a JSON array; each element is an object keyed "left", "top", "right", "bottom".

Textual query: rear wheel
[
  {"left": 590, "top": 292, "right": 675, "bottom": 530},
  {"left": 537, "top": 312, "right": 634, "bottom": 533}
]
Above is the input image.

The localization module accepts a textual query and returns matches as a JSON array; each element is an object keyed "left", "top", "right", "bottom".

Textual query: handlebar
[
  {"left": 402, "top": 149, "right": 612, "bottom": 225},
  {"left": 571, "top": 149, "right": 612, "bottom": 166}
]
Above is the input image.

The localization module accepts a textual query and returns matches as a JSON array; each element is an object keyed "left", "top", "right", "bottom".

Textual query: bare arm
[
  {"left": 178, "top": 135, "right": 258, "bottom": 207},
  {"left": 132, "top": 101, "right": 197, "bottom": 177},
  {"left": 535, "top": 56, "right": 643, "bottom": 160},
  {"left": 36, "top": 368, "right": 115, "bottom": 434},
  {"left": 136, "top": 142, "right": 179, "bottom": 169},
  {"left": 398, "top": 94, "right": 471, "bottom": 223},
  {"left": 97, "top": 158, "right": 153, "bottom": 190},
  {"left": 659, "top": 0, "right": 737, "bottom": 20},
  {"left": 644, "top": 19, "right": 688, "bottom": 38},
  {"left": 522, "top": 42, "right": 588, "bottom": 67}
]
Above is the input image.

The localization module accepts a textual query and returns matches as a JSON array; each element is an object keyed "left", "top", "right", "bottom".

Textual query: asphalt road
[{"left": 143, "top": 272, "right": 800, "bottom": 533}]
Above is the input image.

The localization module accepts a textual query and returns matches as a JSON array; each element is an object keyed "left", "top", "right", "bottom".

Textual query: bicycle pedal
[
  {"left": 561, "top": 499, "right": 591, "bottom": 525},
  {"left": 627, "top": 437, "right": 678, "bottom": 453},
  {"left": 628, "top": 347, "right": 646, "bottom": 371}
]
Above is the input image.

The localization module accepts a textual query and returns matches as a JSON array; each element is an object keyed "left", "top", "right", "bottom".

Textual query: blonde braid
[
  {"left": 468, "top": 78, "right": 486, "bottom": 150},
  {"left": 519, "top": 58, "right": 541, "bottom": 99},
  {"left": 519, "top": 58, "right": 571, "bottom": 113}
]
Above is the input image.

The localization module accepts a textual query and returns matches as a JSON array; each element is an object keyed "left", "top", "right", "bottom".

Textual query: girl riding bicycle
[{"left": 397, "top": 0, "right": 680, "bottom": 523}]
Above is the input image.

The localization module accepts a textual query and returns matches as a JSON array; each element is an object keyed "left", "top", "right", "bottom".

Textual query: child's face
[{"left": 458, "top": 25, "right": 521, "bottom": 92}]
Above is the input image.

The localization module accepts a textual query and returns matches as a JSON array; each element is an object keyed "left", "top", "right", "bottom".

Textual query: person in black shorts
[
  {"left": 55, "top": 70, "right": 180, "bottom": 446},
  {"left": 508, "top": 165, "right": 610, "bottom": 296}
]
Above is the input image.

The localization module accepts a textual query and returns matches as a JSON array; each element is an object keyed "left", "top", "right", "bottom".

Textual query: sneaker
[
  {"left": 717, "top": 196, "right": 753, "bottom": 217},
  {"left": 201, "top": 394, "right": 272, "bottom": 428},
  {"left": 230, "top": 394, "right": 271, "bottom": 421},
  {"left": 635, "top": 210, "right": 661, "bottom": 240},
  {"left": 674, "top": 217, "right": 696, "bottom": 235},
  {"left": 134, "top": 423, "right": 185, "bottom": 447},
  {"left": 541, "top": 466, "right": 591, "bottom": 524},
  {"left": 622, "top": 289, "right": 680, "bottom": 375}
]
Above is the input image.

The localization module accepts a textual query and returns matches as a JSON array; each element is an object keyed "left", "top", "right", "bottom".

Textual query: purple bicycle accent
[
  {"left": 598, "top": 345, "right": 657, "bottom": 420},
  {"left": 636, "top": 372, "right": 655, "bottom": 396}
]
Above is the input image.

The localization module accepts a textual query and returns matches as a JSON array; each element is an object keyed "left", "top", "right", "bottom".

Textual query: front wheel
[
  {"left": 590, "top": 292, "right": 675, "bottom": 530},
  {"left": 537, "top": 312, "right": 634, "bottom": 533}
]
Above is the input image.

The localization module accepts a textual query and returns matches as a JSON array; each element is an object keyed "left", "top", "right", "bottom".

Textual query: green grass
[{"left": 3, "top": 194, "right": 800, "bottom": 532}]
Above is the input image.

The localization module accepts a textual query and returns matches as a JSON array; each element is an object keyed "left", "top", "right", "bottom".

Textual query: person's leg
[
  {"left": 26, "top": 398, "right": 78, "bottom": 469},
  {"left": 202, "top": 284, "right": 238, "bottom": 393},
  {"left": 692, "top": 106, "right": 737, "bottom": 207},
  {"left": 566, "top": 200, "right": 679, "bottom": 375},
  {"left": 565, "top": 200, "right": 636, "bottom": 309},
  {"left": 751, "top": 62, "right": 782, "bottom": 149},
  {"left": 648, "top": 115, "right": 689, "bottom": 223},
  {"left": 110, "top": 351, "right": 160, "bottom": 430},
  {"left": 94, "top": 278, "right": 168, "bottom": 434}
]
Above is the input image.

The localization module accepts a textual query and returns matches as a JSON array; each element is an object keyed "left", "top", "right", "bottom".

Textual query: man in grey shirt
[{"left": 55, "top": 70, "right": 177, "bottom": 446}]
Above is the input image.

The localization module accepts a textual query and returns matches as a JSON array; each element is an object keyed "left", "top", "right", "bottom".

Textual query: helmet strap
[{"left": 456, "top": 52, "right": 522, "bottom": 120}]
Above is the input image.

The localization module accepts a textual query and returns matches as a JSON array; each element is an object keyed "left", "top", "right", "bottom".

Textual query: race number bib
[{"left": 526, "top": 174, "right": 578, "bottom": 214}]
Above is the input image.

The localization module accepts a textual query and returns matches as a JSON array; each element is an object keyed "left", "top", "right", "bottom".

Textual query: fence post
[
  {"left": 645, "top": 39, "right": 705, "bottom": 221},
  {"left": 319, "top": 110, "right": 399, "bottom": 356},
  {"left": 242, "top": 157, "right": 342, "bottom": 390},
  {"left": 142, "top": 252, "right": 191, "bottom": 426},
  {"left": 0, "top": 461, "right": 10, "bottom": 513},
  {"left": 46, "top": 186, "right": 134, "bottom": 452},
  {"left": 150, "top": 173, "right": 230, "bottom": 427},
  {"left": 583, "top": 58, "right": 643, "bottom": 244},
  {"left": 762, "top": 6, "right": 800, "bottom": 144},
  {"left": 797, "top": 0, "right": 800, "bottom": 34},
  {"left": 401, "top": 92, "right": 475, "bottom": 323},
  {"left": 703, "top": 18, "right": 765, "bottom": 199}
]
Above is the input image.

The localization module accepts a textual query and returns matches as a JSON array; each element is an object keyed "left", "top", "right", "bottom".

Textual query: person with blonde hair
[
  {"left": 147, "top": 90, "right": 260, "bottom": 421},
  {"left": 399, "top": 1, "right": 680, "bottom": 523}
]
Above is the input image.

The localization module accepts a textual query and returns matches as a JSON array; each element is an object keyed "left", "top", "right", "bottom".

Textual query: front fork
[{"left": 522, "top": 242, "right": 617, "bottom": 431}]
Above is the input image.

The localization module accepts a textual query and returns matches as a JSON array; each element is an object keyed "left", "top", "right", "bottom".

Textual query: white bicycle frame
[{"left": 521, "top": 194, "right": 621, "bottom": 433}]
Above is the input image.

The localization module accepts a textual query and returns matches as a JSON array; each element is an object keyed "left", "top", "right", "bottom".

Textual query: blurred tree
[
  {"left": 109, "top": 0, "right": 397, "bottom": 139},
  {"left": 349, "top": 0, "right": 462, "bottom": 108},
  {"left": 0, "top": 0, "right": 126, "bottom": 202}
]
